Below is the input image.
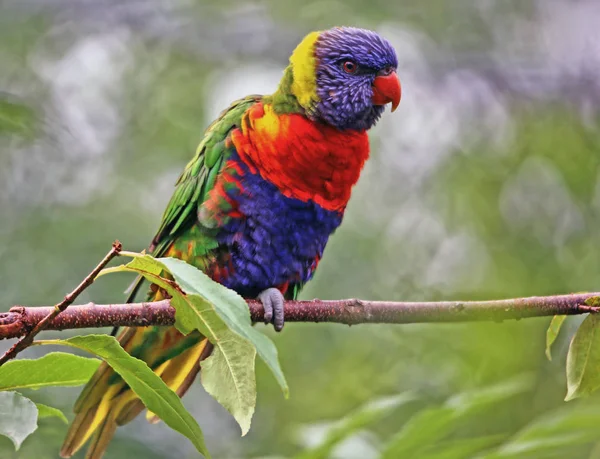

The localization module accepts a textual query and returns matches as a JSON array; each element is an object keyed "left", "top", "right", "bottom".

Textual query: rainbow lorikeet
[{"left": 60, "top": 26, "right": 400, "bottom": 459}]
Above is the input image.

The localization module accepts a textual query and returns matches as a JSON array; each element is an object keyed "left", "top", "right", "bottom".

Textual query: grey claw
[
  {"left": 272, "top": 293, "right": 285, "bottom": 332},
  {"left": 258, "top": 288, "right": 285, "bottom": 332},
  {"left": 260, "top": 292, "right": 273, "bottom": 324}
]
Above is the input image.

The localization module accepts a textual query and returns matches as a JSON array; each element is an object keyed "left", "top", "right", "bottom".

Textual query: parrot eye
[
  {"left": 378, "top": 66, "right": 394, "bottom": 76},
  {"left": 342, "top": 60, "right": 358, "bottom": 74}
]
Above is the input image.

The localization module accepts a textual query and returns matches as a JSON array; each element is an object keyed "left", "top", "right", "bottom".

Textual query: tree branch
[
  {"left": 0, "top": 241, "right": 122, "bottom": 365},
  {"left": 1, "top": 293, "right": 599, "bottom": 340}
]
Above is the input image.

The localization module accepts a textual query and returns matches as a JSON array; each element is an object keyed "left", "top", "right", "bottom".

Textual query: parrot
[{"left": 60, "top": 26, "right": 400, "bottom": 459}]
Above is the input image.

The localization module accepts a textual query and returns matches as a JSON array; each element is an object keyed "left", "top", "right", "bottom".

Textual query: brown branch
[
  {"left": 1, "top": 293, "right": 599, "bottom": 340},
  {"left": 0, "top": 241, "right": 122, "bottom": 365}
]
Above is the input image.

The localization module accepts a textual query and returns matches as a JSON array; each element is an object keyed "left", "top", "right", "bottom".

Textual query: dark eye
[
  {"left": 342, "top": 60, "right": 358, "bottom": 74},
  {"left": 378, "top": 66, "right": 394, "bottom": 76}
]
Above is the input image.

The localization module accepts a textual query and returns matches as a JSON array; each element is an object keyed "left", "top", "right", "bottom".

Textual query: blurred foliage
[
  {"left": 1, "top": 0, "right": 600, "bottom": 458},
  {"left": 0, "top": 96, "right": 37, "bottom": 137}
]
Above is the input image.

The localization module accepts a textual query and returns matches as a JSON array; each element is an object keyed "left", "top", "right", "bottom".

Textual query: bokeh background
[{"left": 2, "top": 1, "right": 600, "bottom": 458}]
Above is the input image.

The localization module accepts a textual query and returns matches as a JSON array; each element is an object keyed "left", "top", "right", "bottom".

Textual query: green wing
[
  {"left": 150, "top": 95, "right": 261, "bottom": 257},
  {"left": 125, "top": 95, "right": 261, "bottom": 304}
]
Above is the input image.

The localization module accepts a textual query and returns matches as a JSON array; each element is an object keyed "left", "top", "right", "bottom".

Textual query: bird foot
[{"left": 258, "top": 288, "right": 285, "bottom": 332}]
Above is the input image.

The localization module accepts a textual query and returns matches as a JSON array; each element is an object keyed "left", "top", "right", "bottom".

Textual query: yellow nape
[{"left": 289, "top": 31, "right": 321, "bottom": 110}]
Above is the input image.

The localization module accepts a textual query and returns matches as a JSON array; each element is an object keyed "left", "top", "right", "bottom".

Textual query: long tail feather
[
  {"left": 83, "top": 412, "right": 118, "bottom": 459},
  {"left": 61, "top": 320, "right": 211, "bottom": 458},
  {"left": 146, "top": 339, "right": 214, "bottom": 423}
]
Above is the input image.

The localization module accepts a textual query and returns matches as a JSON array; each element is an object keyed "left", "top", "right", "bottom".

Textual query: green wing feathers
[
  {"left": 123, "top": 95, "right": 260, "bottom": 305},
  {"left": 150, "top": 94, "right": 261, "bottom": 257}
]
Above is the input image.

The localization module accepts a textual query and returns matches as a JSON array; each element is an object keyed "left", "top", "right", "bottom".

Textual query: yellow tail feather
[
  {"left": 60, "top": 327, "right": 211, "bottom": 459},
  {"left": 82, "top": 389, "right": 137, "bottom": 459},
  {"left": 146, "top": 338, "right": 213, "bottom": 423},
  {"left": 84, "top": 415, "right": 117, "bottom": 459}
]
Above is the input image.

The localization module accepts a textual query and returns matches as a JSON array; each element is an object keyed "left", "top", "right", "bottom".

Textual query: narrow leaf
[
  {"left": 545, "top": 315, "right": 567, "bottom": 361},
  {"left": 0, "top": 352, "right": 100, "bottom": 390},
  {"left": 36, "top": 403, "right": 67, "bottom": 424},
  {"left": 479, "top": 403, "right": 600, "bottom": 458},
  {"left": 418, "top": 435, "right": 506, "bottom": 459},
  {"left": 381, "top": 406, "right": 458, "bottom": 459},
  {"left": 295, "top": 393, "right": 417, "bottom": 459},
  {"left": 38, "top": 335, "right": 210, "bottom": 458},
  {"left": 0, "top": 391, "right": 38, "bottom": 450},
  {"left": 381, "top": 376, "right": 531, "bottom": 458},
  {"left": 565, "top": 314, "right": 600, "bottom": 400}
]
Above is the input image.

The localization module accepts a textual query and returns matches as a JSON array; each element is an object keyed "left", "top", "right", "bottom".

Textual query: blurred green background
[{"left": 2, "top": 1, "right": 600, "bottom": 458}]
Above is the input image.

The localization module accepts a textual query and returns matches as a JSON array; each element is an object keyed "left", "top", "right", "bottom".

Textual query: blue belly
[{"left": 214, "top": 153, "right": 343, "bottom": 297}]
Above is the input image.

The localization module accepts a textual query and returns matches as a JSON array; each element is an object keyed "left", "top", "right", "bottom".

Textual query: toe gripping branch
[{"left": 258, "top": 288, "right": 285, "bottom": 332}]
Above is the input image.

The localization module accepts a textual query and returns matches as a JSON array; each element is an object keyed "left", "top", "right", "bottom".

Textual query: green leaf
[
  {"left": 479, "top": 403, "right": 600, "bottom": 458},
  {"left": 0, "top": 352, "right": 100, "bottom": 390},
  {"left": 159, "top": 257, "right": 287, "bottom": 397},
  {"left": 0, "top": 391, "right": 38, "bottom": 450},
  {"left": 418, "top": 435, "right": 506, "bottom": 459},
  {"left": 105, "top": 254, "right": 288, "bottom": 435},
  {"left": 545, "top": 315, "right": 567, "bottom": 361},
  {"left": 38, "top": 335, "right": 210, "bottom": 458},
  {"left": 445, "top": 375, "right": 532, "bottom": 416},
  {"left": 110, "top": 256, "right": 256, "bottom": 434},
  {"left": 381, "top": 406, "right": 459, "bottom": 459},
  {"left": 381, "top": 376, "right": 532, "bottom": 458},
  {"left": 0, "top": 95, "right": 36, "bottom": 137},
  {"left": 565, "top": 314, "right": 600, "bottom": 401},
  {"left": 294, "top": 392, "right": 417, "bottom": 459},
  {"left": 35, "top": 403, "right": 68, "bottom": 424},
  {"left": 200, "top": 343, "right": 256, "bottom": 436}
]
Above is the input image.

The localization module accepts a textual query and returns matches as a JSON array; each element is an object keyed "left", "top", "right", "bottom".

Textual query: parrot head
[{"left": 287, "top": 26, "right": 401, "bottom": 131}]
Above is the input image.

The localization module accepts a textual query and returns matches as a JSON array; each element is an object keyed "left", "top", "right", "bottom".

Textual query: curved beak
[{"left": 372, "top": 71, "right": 401, "bottom": 112}]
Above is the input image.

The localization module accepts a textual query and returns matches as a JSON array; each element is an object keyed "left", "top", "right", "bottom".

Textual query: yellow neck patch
[{"left": 289, "top": 31, "right": 321, "bottom": 111}]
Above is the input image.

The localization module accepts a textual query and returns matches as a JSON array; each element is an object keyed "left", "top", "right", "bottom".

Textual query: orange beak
[{"left": 372, "top": 71, "right": 401, "bottom": 112}]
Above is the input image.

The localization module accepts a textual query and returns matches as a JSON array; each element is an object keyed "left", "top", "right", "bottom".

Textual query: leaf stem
[
  {"left": 0, "top": 241, "right": 122, "bottom": 366},
  {"left": 97, "top": 266, "right": 127, "bottom": 277},
  {"left": 118, "top": 250, "right": 146, "bottom": 259}
]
